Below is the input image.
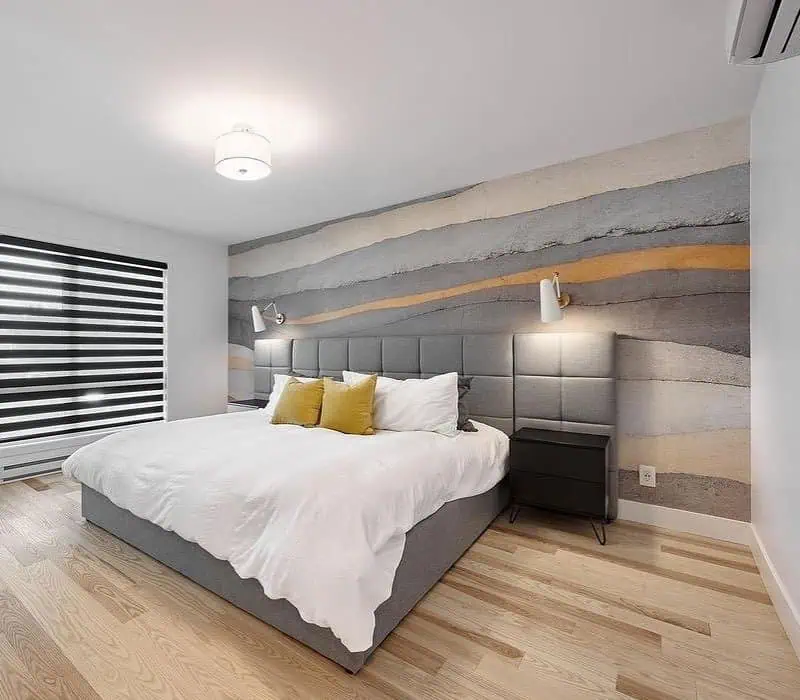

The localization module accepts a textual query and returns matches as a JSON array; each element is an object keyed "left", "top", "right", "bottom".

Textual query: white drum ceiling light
[{"left": 214, "top": 124, "right": 272, "bottom": 181}]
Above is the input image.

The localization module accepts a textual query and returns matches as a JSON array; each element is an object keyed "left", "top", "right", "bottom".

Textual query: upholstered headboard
[{"left": 252, "top": 332, "right": 616, "bottom": 439}]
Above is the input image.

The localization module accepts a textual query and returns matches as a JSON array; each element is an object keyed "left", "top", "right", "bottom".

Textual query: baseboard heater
[{"left": 1, "top": 455, "right": 66, "bottom": 483}]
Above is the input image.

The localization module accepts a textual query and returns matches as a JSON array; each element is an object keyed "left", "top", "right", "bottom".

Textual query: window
[{"left": 0, "top": 234, "right": 166, "bottom": 444}]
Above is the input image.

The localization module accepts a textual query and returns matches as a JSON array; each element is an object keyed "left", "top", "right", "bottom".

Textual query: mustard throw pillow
[
  {"left": 270, "top": 377, "right": 324, "bottom": 427},
  {"left": 319, "top": 375, "right": 377, "bottom": 435}
]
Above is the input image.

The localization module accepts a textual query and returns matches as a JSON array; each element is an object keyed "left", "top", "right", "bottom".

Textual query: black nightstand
[
  {"left": 509, "top": 427, "right": 611, "bottom": 544},
  {"left": 227, "top": 398, "right": 268, "bottom": 413}
]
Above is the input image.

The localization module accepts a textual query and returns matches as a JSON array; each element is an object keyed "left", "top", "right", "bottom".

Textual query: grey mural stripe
[
  {"left": 229, "top": 221, "right": 749, "bottom": 301},
  {"left": 618, "top": 380, "right": 749, "bottom": 436},
  {"left": 228, "top": 184, "right": 478, "bottom": 255},
  {"left": 618, "top": 339, "right": 749, "bottom": 386},
  {"left": 229, "top": 165, "right": 749, "bottom": 298},
  {"left": 231, "top": 293, "right": 749, "bottom": 356},
  {"left": 618, "top": 470, "right": 750, "bottom": 521}
]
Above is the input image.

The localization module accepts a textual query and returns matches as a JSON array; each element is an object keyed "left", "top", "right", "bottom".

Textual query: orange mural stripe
[{"left": 289, "top": 244, "right": 750, "bottom": 326}]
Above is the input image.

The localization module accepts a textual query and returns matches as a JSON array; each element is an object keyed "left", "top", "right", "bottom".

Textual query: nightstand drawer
[
  {"left": 510, "top": 440, "right": 605, "bottom": 483},
  {"left": 509, "top": 471, "right": 606, "bottom": 518}
]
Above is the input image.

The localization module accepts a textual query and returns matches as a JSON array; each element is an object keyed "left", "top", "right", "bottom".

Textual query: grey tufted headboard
[{"left": 252, "top": 332, "right": 616, "bottom": 440}]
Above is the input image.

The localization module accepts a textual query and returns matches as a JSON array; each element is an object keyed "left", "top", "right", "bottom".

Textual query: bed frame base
[{"left": 82, "top": 480, "right": 509, "bottom": 672}]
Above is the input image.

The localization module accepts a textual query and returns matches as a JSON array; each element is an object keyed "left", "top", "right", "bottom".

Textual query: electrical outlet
[{"left": 639, "top": 465, "right": 657, "bottom": 488}]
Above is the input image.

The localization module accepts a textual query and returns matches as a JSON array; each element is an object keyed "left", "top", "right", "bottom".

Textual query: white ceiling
[{"left": 0, "top": 1, "right": 761, "bottom": 244}]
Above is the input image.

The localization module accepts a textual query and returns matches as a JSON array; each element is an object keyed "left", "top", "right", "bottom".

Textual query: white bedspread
[{"left": 62, "top": 411, "right": 509, "bottom": 652}]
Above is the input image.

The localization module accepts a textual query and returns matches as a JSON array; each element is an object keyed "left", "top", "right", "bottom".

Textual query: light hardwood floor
[{"left": 0, "top": 474, "right": 797, "bottom": 700}]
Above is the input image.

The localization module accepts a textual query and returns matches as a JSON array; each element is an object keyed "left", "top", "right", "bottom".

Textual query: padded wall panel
[
  {"left": 252, "top": 332, "right": 614, "bottom": 440},
  {"left": 515, "top": 376, "right": 561, "bottom": 421},
  {"left": 293, "top": 339, "right": 319, "bottom": 375},
  {"left": 348, "top": 338, "right": 382, "bottom": 373},
  {"left": 272, "top": 340, "right": 293, "bottom": 368},
  {"left": 463, "top": 334, "right": 512, "bottom": 376},
  {"left": 319, "top": 339, "right": 348, "bottom": 379},
  {"left": 468, "top": 377, "right": 513, "bottom": 420},
  {"left": 513, "top": 332, "right": 616, "bottom": 442},
  {"left": 514, "top": 334, "right": 561, "bottom": 376},
  {"left": 254, "top": 340, "right": 271, "bottom": 367},
  {"left": 562, "top": 377, "right": 615, "bottom": 425},
  {"left": 420, "top": 336, "right": 463, "bottom": 375},
  {"left": 382, "top": 337, "right": 420, "bottom": 374},
  {"left": 254, "top": 367, "right": 272, "bottom": 395}
]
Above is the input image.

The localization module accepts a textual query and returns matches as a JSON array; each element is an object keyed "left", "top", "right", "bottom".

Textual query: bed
[{"left": 65, "top": 332, "right": 616, "bottom": 672}]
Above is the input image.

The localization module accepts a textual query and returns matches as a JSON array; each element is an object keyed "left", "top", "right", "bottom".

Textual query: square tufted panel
[
  {"left": 250, "top": 332, "right": 614, "bottom": 439},
  {"left": 513, "top": 332, "right": 616, "bottom": 434}
]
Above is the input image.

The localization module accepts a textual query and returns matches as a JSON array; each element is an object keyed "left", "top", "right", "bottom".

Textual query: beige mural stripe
[
  {"left": 618, "top": 429, "right": 751, "bottom": 484},
  {"left": 230, "top": 119, "right": 749, "bottom": 277},
  {"left": 288, "top": 244, "right": 749, "bottom": 326}
]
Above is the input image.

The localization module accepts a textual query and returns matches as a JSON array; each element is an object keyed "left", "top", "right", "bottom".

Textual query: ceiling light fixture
[{"left": 214, "top": 124, "right": 271, "bottom": 181}]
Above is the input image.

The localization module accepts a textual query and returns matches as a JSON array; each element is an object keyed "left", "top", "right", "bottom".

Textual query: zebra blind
[{"left": 0, "top": 234, "right": 166, "bottom": 444}]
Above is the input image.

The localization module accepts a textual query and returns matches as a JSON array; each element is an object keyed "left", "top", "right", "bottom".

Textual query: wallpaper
[{"left": 228, "top": 118, "right": 751, "bottom": 521}]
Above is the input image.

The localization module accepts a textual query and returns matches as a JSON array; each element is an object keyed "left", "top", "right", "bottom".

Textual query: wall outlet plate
[{"left": 639, "top": 464, "right": 657, "bottom": 488}]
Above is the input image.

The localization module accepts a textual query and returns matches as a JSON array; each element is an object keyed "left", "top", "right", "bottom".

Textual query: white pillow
[
  {"left": 342, "top": 371, "right": 458, "bottom": 436},
  {"left": 263, "top": 374, "right": 319, "bottom": 419}
]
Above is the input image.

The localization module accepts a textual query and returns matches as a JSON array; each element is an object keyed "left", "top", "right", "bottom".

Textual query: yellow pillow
[
  {"left": 319, "top": 375, "right": 377, "bottom": 435},
  {"left": 270, "top": 377, "right": 324, "bottom": 427}
]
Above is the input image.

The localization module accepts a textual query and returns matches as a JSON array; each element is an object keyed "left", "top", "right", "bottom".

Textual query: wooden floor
[{"left": 0, "top": 476, "right": 797, "bottom": 699}]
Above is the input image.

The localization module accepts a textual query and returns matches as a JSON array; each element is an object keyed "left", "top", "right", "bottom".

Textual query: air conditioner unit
[{"left": 730, "top": 0, "right": 800, "bottom": 64}]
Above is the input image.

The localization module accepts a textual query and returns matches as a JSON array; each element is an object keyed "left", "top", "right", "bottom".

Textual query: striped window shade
[{"left": 0, "top": 234, "right": 167, "bottom": 445}]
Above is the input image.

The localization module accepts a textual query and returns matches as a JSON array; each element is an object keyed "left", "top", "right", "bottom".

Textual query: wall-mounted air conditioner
[{"left": 730, "top": 0, "right": 800, "bottom": 64}]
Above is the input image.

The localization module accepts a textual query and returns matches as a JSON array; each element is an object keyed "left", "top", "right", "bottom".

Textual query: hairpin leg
[
  {"left": 509, "top": 505, "right": 520, "bottom": 524},
  {"left": 591, "top": 520, "right": 607, "bottom": 545}
]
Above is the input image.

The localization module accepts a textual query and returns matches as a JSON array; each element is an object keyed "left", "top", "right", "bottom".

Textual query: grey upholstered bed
[{"left": 81, "top": 331, "right": 616, "bottom": 672}]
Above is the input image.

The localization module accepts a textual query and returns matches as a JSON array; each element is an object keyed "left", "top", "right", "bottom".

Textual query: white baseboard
[
  {"left": 617, "top": 499, "right": 751, "bottom": 544},
  {"left": 750, "top": 526, "right": 800, "bottom": 660}
]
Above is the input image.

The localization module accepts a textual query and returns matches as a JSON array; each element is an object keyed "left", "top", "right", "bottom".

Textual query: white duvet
[{"left": 62, "top": 411, "right": 508, "bottom": 651}]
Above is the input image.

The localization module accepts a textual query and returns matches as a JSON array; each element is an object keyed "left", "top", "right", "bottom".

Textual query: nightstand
[
  {"left": 227, "top": 398, "right": 268, "bottom": 413},
  {"left": 509, "top": 427, "right": 611, "bottom": 544}
]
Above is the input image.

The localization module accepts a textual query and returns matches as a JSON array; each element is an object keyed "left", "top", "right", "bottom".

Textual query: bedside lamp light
[
  {"left": 540, "top": 272, "right": 570, "bottom": 323},
  {"left": 251, "top": 302, "right": 285, "bottom": 332}
]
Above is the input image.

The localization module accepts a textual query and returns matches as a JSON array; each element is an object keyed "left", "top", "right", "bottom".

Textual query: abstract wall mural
[{"left": 228, "top": 118, "right": 751, "bottom": 521}]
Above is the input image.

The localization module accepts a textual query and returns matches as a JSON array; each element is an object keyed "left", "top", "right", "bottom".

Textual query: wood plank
[
  {"left": 442, "top": 572, "right": 576, "bottom": 634},
  {"left": 0, "top": 587, "right": 102, "bottom": 700},
  {"left": 492, "top": 523, "right": 771, "bottom": 604},
  {"left": 615, "top": 520, "right": 753, "bottom": 557},
  {"left": 54, "top": 546, "right": 148, "bottom": 623},
  {"left": 448, "top": 564, "right": 661, "bottom": 647},
  {"left": 413, "top": 609, "right": 524, "bottom": 661},
  {"left": 458, "top": 548, "right": 711, "bottom": 637},
  {"left": 660, "top": 545, "right": 759, "bottom": 574},
  {"left": 0, "top": 632, "right": 54, "bottom": 700},
  {"left": 380, "top": 632, "right": 446, "bottom": 675},
  {"left": 1, "top": 475, "right": 799, "bottom": 700},
  {"left": 616, "top": 674, "right": 689, "bottom": 700}
]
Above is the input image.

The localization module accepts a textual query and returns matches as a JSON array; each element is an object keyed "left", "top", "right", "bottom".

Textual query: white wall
[
  {"left": 750, "top": 58, "right": 800, "bottom": 640},
  {"left": 0, "top": 190, "right": 228, "bottom": 422}
]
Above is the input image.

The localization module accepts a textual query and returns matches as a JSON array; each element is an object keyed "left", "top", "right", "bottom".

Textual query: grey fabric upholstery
[
  {"left": 513, "top": 332, "right": 616, "bottom": 433},
  {"left": 253, "top": 332, "right": 616, "bottom": 440},
  {"left": 253, "top": 339, "right": 292, "bottom": 396},
  {"left": 82, "top": 480, "right": 509, "bottom": 673},
  {"left": 253, "top": 334, "right": 516, "bottom": 431}
]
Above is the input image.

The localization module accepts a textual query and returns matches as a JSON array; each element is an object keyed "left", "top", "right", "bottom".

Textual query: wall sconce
[
  {"left": 539, "top": 272, "right": 570, "bottom": 323},
  {"left": 251, "top": 302, "right": 285, "bottom": 332}
]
